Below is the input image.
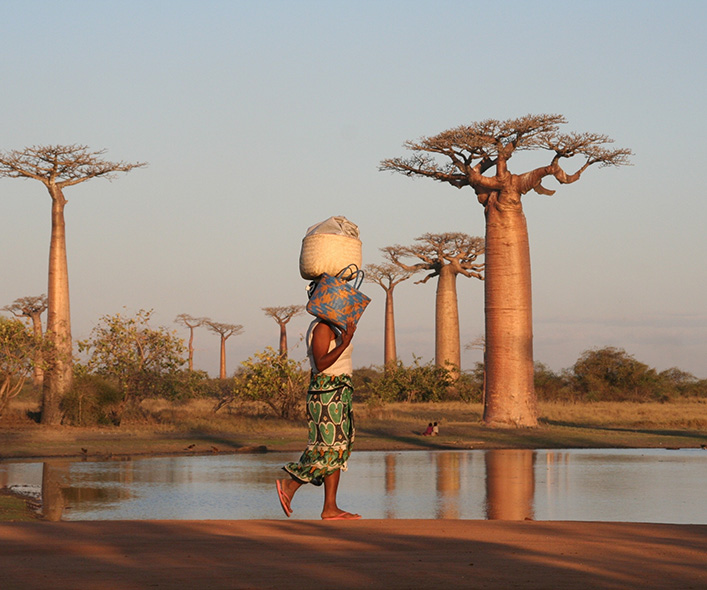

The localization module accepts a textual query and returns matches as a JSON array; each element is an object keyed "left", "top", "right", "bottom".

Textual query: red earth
[{"left": 1, "top": 519, "right": 705, "bottom": 589}]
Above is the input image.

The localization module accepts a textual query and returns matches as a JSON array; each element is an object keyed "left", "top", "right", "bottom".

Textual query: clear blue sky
[{"left": 1, "top": 0, "right": 705, "bottom": 378}]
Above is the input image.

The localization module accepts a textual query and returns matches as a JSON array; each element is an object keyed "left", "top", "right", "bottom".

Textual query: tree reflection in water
[
  {"left": 41, "top": 458, "right": 136, "bottom": 521},
  {"left": 38, "top": 450, "right": 537, "bottom": 521},
  {"left": 384, "top": 453, "right": 396, "bottom": 519},
  {"left": 485, "top": 450, "right": 535, "bottom": 520},
  {"left": 41, "top": 462, "right": 68, "bottom": 521},
  {"left": 6, "top": 449, "right": 700, "bottom": 522},
  {"left": 434, "top": 452, "right": 461, "bottom": 519}
]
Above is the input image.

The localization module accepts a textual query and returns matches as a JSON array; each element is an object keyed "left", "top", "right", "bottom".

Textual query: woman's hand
[{"left": 339, "top": 319, "right": 356, "bottom": 347}]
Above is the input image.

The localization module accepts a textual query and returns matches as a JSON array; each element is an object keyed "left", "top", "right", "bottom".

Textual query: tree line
[{"left": 2, "top": 303, "right": 704, "bottom": 427}]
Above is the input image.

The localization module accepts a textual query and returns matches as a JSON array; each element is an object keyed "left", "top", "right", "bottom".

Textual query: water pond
[{"left": 1, "top": 448, "right": 705, "bottom": 523}]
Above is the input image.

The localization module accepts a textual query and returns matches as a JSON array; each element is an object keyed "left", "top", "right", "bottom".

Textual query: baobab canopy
[{"left": 381, "top": 114, "right": 631, "bottom": 201}]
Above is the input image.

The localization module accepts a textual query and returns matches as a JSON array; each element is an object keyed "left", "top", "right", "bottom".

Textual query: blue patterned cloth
[{"left": 283, "top": 373, "right": 355, "bottom": 486}]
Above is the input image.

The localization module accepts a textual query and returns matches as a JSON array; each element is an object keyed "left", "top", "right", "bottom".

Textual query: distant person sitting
[
  {"left": 422, "top": 423, "right": 434, "bottom": 436},
  {"left": 432, "top": 422, "right": 439, "bottom": 436}
]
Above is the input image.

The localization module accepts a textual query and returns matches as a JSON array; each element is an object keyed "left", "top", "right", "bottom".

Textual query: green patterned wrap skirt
[{"left": 283, "top": 373, "right": 355, "bottom": 486}]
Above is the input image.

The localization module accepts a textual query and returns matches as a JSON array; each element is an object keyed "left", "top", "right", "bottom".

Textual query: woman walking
[{"left": 276, "top": 317, "right": 360, "bottom": 520}]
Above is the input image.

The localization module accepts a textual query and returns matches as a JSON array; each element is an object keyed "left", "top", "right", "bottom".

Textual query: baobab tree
[
  {"left": 262, "top": 305, "right": 304, "bottom": 358},
  {"left": 0, "top": 145, "right": 146, "bottom": 424},
  {"left": 384, "top": 233, "right": 484, "bottom": 375},
  {"left": 381, "top": 114, "right": 631, "bottom": 426},
  {"left": 205, "top": 320, "right": 244, "bottom": 379},
  {"left": 3, "top": 294, "right": 48, "bottom": 386},
  {"left": 364, "top": 261, "right": 414, "bottom": 369},
  {"left": 465, "top": 334, "right": 486, "bottom": 405},
  {"left": 174, "top": 314, "right": 206, "bottom": 371}
]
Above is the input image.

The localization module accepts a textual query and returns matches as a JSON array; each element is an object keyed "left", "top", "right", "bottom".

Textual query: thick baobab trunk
[
  {"left": 384, "top": 289, "right": 397, "bottom": 368},
  {"left": 219, "top": 338, "right": 227, "bottom": 379},
  {"left": 278, "top": 323, "right": 288, "bottom": 358},
  {"left": 187, "top": 328, "right": 195, "bottom": 371},
  {"left": 42, "top": 190, "right": 73, "bottom": 425},
  {"left": 30, "top": 312, "right": 44, "bottom": 387},
  {"left": 435, "top": 264, "right": 460, "bottom": 372},
  {"left": 483, "top": 196, "right": 538, "bottom": 427}
]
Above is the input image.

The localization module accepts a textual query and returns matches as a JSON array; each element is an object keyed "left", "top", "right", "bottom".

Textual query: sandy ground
[{"left": 0, "top": 519, "right": 705, "bottom": 590}]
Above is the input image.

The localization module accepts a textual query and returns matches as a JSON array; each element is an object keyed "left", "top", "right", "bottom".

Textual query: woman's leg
[
  {"left": 321, "top": 469, "right": 360, "bottom": 519},
  {"left": 321, "top": 469, "right": 341, "bottom": 518},
  {"left": 281, "top": 477, "right": 302, "bottom": 503}
]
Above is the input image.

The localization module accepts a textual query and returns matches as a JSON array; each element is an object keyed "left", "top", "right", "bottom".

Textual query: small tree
[
  {"left": 0, "top": 317, "right": 49, "bottom": 418},
  {"left": 262, "top": 305, "right": 304, "bottom": 358},
  {"left": 78, "top": 309, "right": 186, "bottom": 420},
  {"left": 572, "top": 346, "right": 659, "bottom": 401},
  {"left": 364, "top": 261, "right": 414, "bottom": 369},
  {"left": 0, "top": 145, "right": 146, "bottom": 424},
  {"left": 384, "top": 233, "right": 484, "bottom": 374},
  {"left": 533, "top": 362, "right": 570, "bottom": 402},
  {"left": 3, "top": 294, "right": 48, "bottom": 386},
  {"left": 658, "top": 368, "right": 704, "bottom": 398},
  {"left": 174, "top": 314, "right": 207, "bottom": 371},
  {"left": 231, "top": 347, "right": 308, "bottom": 419},
  {"left": 204, "top": 320, "right": 244, "bottom": 379}
]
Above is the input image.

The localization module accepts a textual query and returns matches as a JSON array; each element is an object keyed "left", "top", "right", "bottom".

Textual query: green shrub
[
  {"left": 367, "top": 357, "right": 455, "bottom": 403},
  {"left": 229, "top": 347, "right": 308, "bottom": 419},
  {"left": 78, "top": 309, "right": 187, "bottom": 408},
  {"left": 455, "top": 366, "right": 484, "bottom": 403},
  {"left": 61, "top": 374, "right": 123, "bottom": 426}
]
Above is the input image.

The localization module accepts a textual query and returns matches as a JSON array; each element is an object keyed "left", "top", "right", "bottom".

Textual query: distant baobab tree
[
  {"left": 174, "top": 314, "right": 206, "bottom": 371},
  {"left": 384, "top": 233, "right": 484, "bottom": 375},
  {"left": 0, "top": 145, "right": 146, "bottom": 424},
  {"left": 465, "top": 335, "right": 486, "bottom": 405},
  {"left": 364, "top": 261, "right": 414, "bottom": 369},
  {"left": 381, "top": 114, "right": 631, "bottom": 426},
  {"left": 204, "top": 320, "right": 244, "bottom": 379},
  {"left": 262, "top": 305, "right": 304, "bottom": 358},
  {"left": 3, "top": 294, "right": 48, "bottom": 386}
]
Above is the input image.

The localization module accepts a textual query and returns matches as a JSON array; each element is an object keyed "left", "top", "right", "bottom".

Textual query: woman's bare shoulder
[{"left": 312, "top": 321, "right": 335, "bottom": 339}]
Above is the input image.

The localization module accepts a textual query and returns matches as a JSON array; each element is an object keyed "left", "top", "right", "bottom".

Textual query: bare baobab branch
[
  {"left": 3, "top": 295, "right": 48, "bottom": 322},
  {"left": 0, "top": 145, "right": 147, "bottom": 188}
]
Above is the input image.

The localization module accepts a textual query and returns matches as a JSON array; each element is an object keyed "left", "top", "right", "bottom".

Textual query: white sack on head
[
  {"left": 299, "top": 216, "right": 362, "bottom": 280},
  {"left": 305, "top": 216, "right": 360, "bottom": 239}
]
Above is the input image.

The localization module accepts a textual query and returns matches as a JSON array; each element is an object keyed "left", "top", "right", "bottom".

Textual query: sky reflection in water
[{"left": 1, "top": 449, "right": 705, "bottom": 523}]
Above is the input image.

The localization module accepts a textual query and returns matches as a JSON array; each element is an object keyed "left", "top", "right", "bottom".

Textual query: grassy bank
[
  {"left": 1, "top": 398, "right": 705, "bottom": 460},
  {"left": 0, "top": 490, "right": 39, "bottom": 522}
]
